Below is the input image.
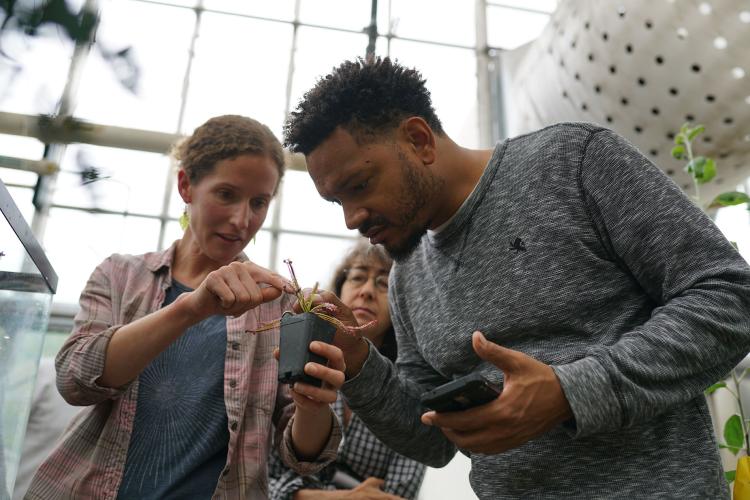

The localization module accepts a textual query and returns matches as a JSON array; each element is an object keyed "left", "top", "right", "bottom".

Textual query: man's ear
[
  {"left": 402, "top": 117, "right": 436, "bottom": 166},
  {"left": 177, "top": 169, "right": 192, "bottom": 203}
]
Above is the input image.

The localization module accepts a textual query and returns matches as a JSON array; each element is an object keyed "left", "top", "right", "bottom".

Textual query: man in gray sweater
[{"left": 283, "top": 57, "right": 750, "bottom": 498}]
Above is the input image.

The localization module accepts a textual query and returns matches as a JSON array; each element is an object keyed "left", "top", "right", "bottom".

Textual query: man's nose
[{"left": 343, "top": 204, "right": 367, "bottom": 231}]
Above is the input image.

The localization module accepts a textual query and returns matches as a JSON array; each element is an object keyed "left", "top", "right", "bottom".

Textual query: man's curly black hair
[{"left": 283, "top": 57, "right": 444, "bottom": 155}]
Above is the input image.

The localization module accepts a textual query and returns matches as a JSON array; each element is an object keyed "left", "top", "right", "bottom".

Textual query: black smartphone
[{"left": 420, "top": 372, "right": 501, "bottom": 412}]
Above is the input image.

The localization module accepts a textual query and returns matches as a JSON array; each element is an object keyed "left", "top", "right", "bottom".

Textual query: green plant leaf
[
  {"left": 719, "top": 443, "right": 742, "bottom": 454},
  {"left": 724, "top": 414, "right": 745, "bottom": 452},
  {"left": 671, "top": 145, "right": 685, "bottom": 160},
  {"left": 706, "top": 382, "right": 727, "bottom": 394},
  {"left": 675, "top": 134, "right": 685, "bottom": 146},
  {"left": 709, "top": 191, "right": 750, "bottom": 208},
  {"left": 726, "top": 470, "right": 736, "bottom": 483},
  {"left": 680, "top": 122, "right": 691, "bottom": 134},
  {"left": 687, "top": 125, "right": 705, "bottom": 141},
  {"left": 686, "top": 156, "right": 716, "bottom": 184}
]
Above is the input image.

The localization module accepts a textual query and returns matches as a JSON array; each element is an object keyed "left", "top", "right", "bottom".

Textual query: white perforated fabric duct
[{"left": 500, "top": 0, "right": 750, "bottom": 204}]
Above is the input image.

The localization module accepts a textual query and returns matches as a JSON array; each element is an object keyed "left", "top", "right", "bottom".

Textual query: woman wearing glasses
[{"left": 269, "top": 240, "right": 426, "bottom": 500}]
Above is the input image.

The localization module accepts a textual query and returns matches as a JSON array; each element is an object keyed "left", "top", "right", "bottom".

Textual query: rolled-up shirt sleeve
[
  {"left": 55, "top": 256, "right": 132, "bottom": 406},
  {"left": 277, "top": 411, "right": 342, "bottom": 476}
]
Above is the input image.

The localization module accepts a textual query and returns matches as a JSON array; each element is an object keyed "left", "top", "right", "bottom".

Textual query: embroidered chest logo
[{"left": 509, "top": 237, "right": 526, "bottom": 253}]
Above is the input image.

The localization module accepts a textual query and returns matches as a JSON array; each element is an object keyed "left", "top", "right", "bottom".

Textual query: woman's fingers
[
  {"left": 292, "top": 380, "right": 338, "bottom": 405},
  {"left": 204, "top": 272, "right": 236, "bottom": 309},
  {"left": 310, "top": 341, "right": 346, "bottom": 374},
  {"left": 289, "top": 341, "right": 345, "bottom": 406},
  {"left": 233, "top": 262, "right": 263, "bottom": 305},
  {"left": 198, "top": 260, "right": 293, "bottom": 316},
  {"left": 246, "top": 262, "right": 290, "bottom": 292}
]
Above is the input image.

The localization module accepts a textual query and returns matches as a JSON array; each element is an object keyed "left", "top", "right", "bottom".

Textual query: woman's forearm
[
  {"left": 98, "top": 295, "right": 203, "bottom": 387},
  {"left": 294, "top": 489, "right": 342, "bottom": 499},
  {"left": 290, "top": 406, "right": 334, "bottom": 461}
]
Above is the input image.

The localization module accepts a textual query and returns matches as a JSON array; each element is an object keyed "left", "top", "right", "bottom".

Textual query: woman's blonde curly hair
[{"left": 172, "top": 115, "right": 285, "bottom": 192}]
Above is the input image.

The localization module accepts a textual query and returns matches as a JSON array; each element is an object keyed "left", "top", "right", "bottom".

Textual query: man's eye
[
  {"left": 329, "top": 199, "right": 342, "bottom": 206},
  {"left": 352, "top": 180, "right": 369, "bottom": 192}
]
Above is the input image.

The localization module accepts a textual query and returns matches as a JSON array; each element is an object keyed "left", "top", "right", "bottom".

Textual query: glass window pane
[
  {"left": 202, "top": 0, "right": 295, "bottom": 21},
  {"left": 487, "top": 0, "right": 558, "bottom": 13},
  {"left": 388, "top": 40, "right": 479, "bottom": 148},
  {"left": 388, "top": 0, "right": 475, "bottom": 47},
  {"left": 0, "top": 26, "right": 75, "bottom": 115},
  {"left": 0, "top": 134, "right": 44, "bottom": 159},
  {"left": 279, "top": 170, "right": 354, "bottom": 237},
  {"left": 3, "top": 186, "right": 35, "bottom": 230},
  {"left": 0, "top": 134, "right": 46, "bottom": 186},
  {"left": 52, "top": 145, "right": 169, "bottom": 216},
  {"left": 276, "top": 234, "right": 355, "bottom": 289},
  {"left": 181, "top": 13, "right": 293, "bottom": 138},
  {"left": 487, "top": 6, "right": 552, "bottom": 49},
  {"left": 715, "top": 204, "right": 750, "bottom": 263},
  {"left": 243, "top": 228, "right": 272, "bottom": 270},
  {"left": 298, "top": 0, "right": 371, "bottom": 31},
  {"left": 44, "top": 209, "right": 161, "bottom": 304},
  {"left": 0, "top": 168, "right": 37, "bottom": 189},
  {"left": 288, "top": 27, "right": 369, "bottom": 114},
  {"left": 73, "top": 0, "right": 196, "bottom": 132}
]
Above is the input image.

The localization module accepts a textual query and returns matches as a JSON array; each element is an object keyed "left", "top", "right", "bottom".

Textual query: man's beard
[{"left": 359, "top": 148, "right": 443, "bottom": 262}]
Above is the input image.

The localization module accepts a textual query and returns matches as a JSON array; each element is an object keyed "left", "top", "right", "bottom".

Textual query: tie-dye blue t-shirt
[{"left": 118, "top": 280, "right": 229, "bottom": 499}]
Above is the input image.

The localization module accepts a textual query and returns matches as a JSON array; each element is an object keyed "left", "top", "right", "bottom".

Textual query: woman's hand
[
  {"left": 285, "top": 341, "right": 346, "bottom": 460},
  {"left": 289, "top": 341, "right": 346, "bottom": 411},
  {"left": 292, "top": 289, "right": 370, "bottom": 379},
  {"left": 182, "top": 261, "right": 290, "bottom": 321},
  {"left": 293, "top": 478, "right": 406, "bottom": 499}
]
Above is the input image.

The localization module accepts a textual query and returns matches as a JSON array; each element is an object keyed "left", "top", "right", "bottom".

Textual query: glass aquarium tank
[{"left": 0, "top": 179, "right": 57, "bottom": 499}]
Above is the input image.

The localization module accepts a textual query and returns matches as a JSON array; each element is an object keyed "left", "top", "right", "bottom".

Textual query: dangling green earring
[{"left": 179, "top": 205, "right": 190, "bottom": 231}]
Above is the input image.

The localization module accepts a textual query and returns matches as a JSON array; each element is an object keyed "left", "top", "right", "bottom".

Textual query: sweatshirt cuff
[
  {"left": 280, "top": 412, "right": 342, "bottom": 475},
  {"left": 341, "top": 339, "right": 393, "bottom": 411},
  {"left": 552, "top": 356, "right": 622, "bottom": 437}
]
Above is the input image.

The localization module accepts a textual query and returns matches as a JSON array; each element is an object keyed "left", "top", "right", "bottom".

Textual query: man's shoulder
[{"left": 506, "top": 121, "right": 608, "bottom": 148}]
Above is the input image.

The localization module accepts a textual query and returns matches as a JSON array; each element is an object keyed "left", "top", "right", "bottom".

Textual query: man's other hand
[{"left": 421, "top": 331, "right": 573, "bottom": 454}]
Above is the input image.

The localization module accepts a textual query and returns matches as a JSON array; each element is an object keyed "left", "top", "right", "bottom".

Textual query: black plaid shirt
[{"left": 269, "top": 397, "right": 426, "bottom": 499}]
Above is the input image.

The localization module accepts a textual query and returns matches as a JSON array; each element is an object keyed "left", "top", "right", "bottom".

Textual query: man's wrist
[{"left": 344, "top": 337, "right": 370, "bottom": 379}]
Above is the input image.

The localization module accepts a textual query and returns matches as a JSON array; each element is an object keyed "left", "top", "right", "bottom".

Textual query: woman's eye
[
  {"left": 218, "top": 190, "right": 234, "bottom": 200},
  {"left": 252, "top": 199, "right": 269, "bottom": 209}
]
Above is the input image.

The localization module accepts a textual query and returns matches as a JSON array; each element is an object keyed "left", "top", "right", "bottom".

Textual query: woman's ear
[
  {"left": 177, "top": 169, "right": 191, "bottom": 203},
  {"left": 402, "top": 117, "right": 436, "bottom": 166}
]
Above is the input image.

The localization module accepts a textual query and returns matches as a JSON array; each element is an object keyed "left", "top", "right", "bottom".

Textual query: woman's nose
[
  {"left": 358, "top": 277, "right": 377, "bottom": 297},
  {"left": 230, "top": 203, "right": 251, "bottom": 229}
]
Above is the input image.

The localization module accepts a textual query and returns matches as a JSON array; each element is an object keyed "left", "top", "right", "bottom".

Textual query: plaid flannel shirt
[
  {"left": 269, "top": 397, "right": 426, "bottom": 500},
  {"left": 25, "top": 242, "right": 340, "bottom": 500}
]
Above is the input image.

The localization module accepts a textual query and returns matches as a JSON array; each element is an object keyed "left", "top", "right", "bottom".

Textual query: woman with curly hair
[
  {"left": 25, "top": 115, "right": 345, "bottom": 500},
  {"left": 269, "top": 240, "right": 426, "bottom": 500}
]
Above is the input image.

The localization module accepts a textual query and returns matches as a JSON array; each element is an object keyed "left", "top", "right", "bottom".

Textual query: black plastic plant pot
[{"left": 278, "top": 312, "right": 336, "bottom": 387}]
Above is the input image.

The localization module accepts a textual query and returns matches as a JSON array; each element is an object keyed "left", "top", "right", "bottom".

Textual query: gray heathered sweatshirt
[{"left": 341, "top": 123, "right": 750, "bottom": 499}]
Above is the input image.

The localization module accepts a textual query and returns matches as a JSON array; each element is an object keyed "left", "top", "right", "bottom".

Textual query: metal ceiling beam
[{"left": 0, "top": 111, "right": 308, "bottom": 171}]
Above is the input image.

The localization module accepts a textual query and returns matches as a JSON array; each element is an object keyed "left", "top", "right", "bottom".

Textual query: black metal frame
[{"left": 0, "top": 179, "right": 58, "bottom": 294}]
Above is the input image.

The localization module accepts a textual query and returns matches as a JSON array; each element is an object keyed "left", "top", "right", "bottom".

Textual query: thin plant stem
[
  {"left": 684, "top": 134, "right": 701, "bottom": 203},
  {"left": 732, "top": 369, "right": 750, "bottom": 454}
]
